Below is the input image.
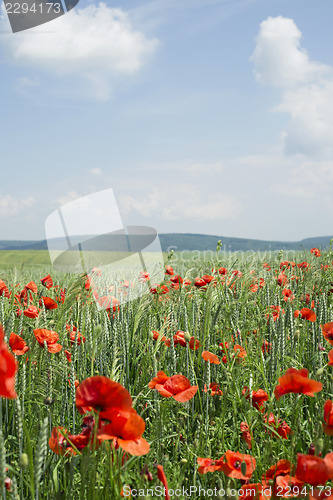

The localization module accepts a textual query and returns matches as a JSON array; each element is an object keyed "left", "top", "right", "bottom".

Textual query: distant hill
[{"left": 0, "top": 233, "right": 332, "bottom": 253}]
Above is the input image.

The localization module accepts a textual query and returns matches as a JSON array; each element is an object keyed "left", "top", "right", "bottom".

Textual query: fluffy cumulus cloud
[
  {"left": 251, "top": 16, "right": 333, "bottom": 158},
  {"left": 271, "top": 160, "right": 333, "bottom": 198},
  {"left": 0, "top": 3, "right": 158, "bottom": 99},
  {"left": 0, "top": 194, "right": 35, "bottom": 216}
]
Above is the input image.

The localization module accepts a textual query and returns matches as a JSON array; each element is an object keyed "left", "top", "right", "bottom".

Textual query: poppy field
[{"left": 2, "top": 245, "right": 333, "bottom": 499}]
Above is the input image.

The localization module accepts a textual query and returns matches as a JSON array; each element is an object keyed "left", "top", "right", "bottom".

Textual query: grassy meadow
[{"left": 1, "top": 246, "right": 333, "bottom": 499}]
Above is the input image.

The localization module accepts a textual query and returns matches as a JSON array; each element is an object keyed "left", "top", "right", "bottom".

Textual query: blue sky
[{"left": 0, "top": 0, "right": 333, "bottom": 241}]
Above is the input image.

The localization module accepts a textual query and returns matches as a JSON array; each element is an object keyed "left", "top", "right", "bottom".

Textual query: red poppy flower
[
  {"left": 266, "top": 305, "right": 285, "bottom": 323},
  {"left": 67, "top": 328, "right": 85, "bottom": 346},
  {"left": 56, "top": 289, "right": 66, "bottom": 304},
  {"left": 98, "top": 295, "right": 119, "bottom": 312},
  {"left": 262, "top": 459, "right": 292, "bottom": 482},
  {"left": 261, "top": 340, "right": 272, "bottom": 355},
  {"left": 277, "top": 273, "right": 288, "bottom": 287},
  {"left": 280, "top": 261, "right": 295, "bottom": 270},
  {"left": 33, "top": 329, "right": 62, "bottom": 353},
  {"left": 296, "top": 453, "right": 333, "bottom": 486},
  {"left": 152, "top": 330, "right": 171, "bottom": 347},
  {"left": 41, "top": 275, "right": 53, "bottom": 289},
  {"left": 9, "top": 333, "right": 29, "bottom": 355},
  {"left": 321, "top": 323, "right": 333, "bottom": 345},
  {"left": 323, "top": 400, "right": 333, "bottom": 435},
  {"left": 173, "top": 331, "right": 186, "bottom": 347},
  {"left": 25, "top": 281, "right": 38, "bottom": 294},
  {"left": 148, "top": 371, "right": 198, "bottom": 402},
  {"left": 233, "top": 344, "right": 247, "bottom": 360},
  {"left": 64, "top": 350, "right": 72, "bottom": 363},
  {"left": 49, "top": 417, "right": 96, "bottom": 456},
  {"left": 194, "top": 278, "right": 207, "bottom": 288},
  {"left": 261, "top": 459, "right": 303, "bottom": 497},
  {"left": 298, "top": 261, "right": 309, "bottom": 270},
  {"left": 263, "top": 413, "right": 292, "bottom": 439},
  {"left": 274, "top": 367, "right": 323, "bottom": 400},
  {"left": 97, "top": 407, "right": 150, "bottom": 456},
  {"left": 249, "top": 277, "right": 265, "bottom": 293},
  {"left": 220, "top": 450, "right": 256, "bottom": 480},
  {"left": 0, "top": 279, "right": 10, "bottom": 299},
  {"left": 197, "top": 457, "right": 225, "bottom": 474},
  {"left": 263, "top": 263, "right": 271, "bottom": 271},
  {"left": 294, "top": 308, "right": 316, "bottom": 322},
  {"left": 273, "top": 474, "right": 304, "bottom": 497},
  {"left": 219, "top": 267, "right": 228, "bottom": 275},
  {"left": 165, "top": 266, "right": 174, "bottom": 276},
  {"left": 173, "top": 331, "right": 200, "bottom": 350},
  {"left": 328, "top": 350, "right": 333, "bottom": 366},
  {"left": 202, "top": 275, "right": 214, "bottom": 284},
  {"left": 240, "top": 422, "right": 252, "bottom": 449},
  {"left": 157, "top": 465, "right": 170, "bottom": 500},
  {"left": 0, "top": 324, "right": 18, "bottom": 399},
  {"left": 23, "top": 306, "right": 40, "bottom": 318},
  {"left": 169, "top": 274, "right": 183, "bottom": 285},
  {"left": 202, "top": 350, "right": 220, "bottom": 364},
  {"left": 204, "top": 382, "right": 223, "bottom": 396},
  {"left": 242, "top": 386, "right": 269, "bottom": 412},
  {"left": 188, "top": 336, "right": 200, "bottom": 350},
  {"left": 49, "top": 426, "right": 92, "bottom": 456},
  {"left": 39, "top": 296, "right": 58, "bottom": 310},
  {"left": 311, "top": 248, "right": 321, "bottom": 257},
  {"left": 76, "top": 376, "right": 132, "bottom": 417},
  {"left": 49, "top": 427, "right": 75, "bottom": 456},
  {"left": 282, "top": 288, "right": 295, "bottom": 302},
  {"left": 139, "top": 271, "right": 150, "bottom": 282},
  {"left": 151, "top": 284, "right": 169, "bottom": 295}
]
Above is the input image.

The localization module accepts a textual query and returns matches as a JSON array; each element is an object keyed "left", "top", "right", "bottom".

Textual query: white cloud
[
  {"left": 0, "top": 3, "right": 158, "bottom": 99},
  {"left": 269, "top": 159, "right": 333, "bottom": 204},
  {"left": 0, "top": 195, "right": 35, "bottom": 216},
  {"left": 119, "top": 186, "right": 241, "bottom": 221},
  {"left": 251, "top": 16, "right": 333, "bottom": 158},
  {"left": 90, "top": 168, "right": 102, "bottom": 176}
]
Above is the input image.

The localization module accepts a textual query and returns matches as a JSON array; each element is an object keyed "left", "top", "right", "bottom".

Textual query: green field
[
  {"left": 1, "top": 248, "right": 333, "bottom": 498},
  {"left": 0, "top": 250, "right": 52, "bottom": 268}
]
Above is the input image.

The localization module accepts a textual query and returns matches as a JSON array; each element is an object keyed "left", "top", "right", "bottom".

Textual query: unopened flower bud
[
  {"left": 19, "top": 453, "right": 29, "bottom": 469},
  {"left": 316, "top": 438, "right": 324, "bottom": 455},
  {"left": 184, "top": 332, "right": 191, "bottom": 342}
]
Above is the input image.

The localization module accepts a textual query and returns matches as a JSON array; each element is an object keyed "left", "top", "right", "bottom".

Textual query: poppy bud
[
  {"left": 180, "top": 459, "right": 187, "bottom": 464},
  {"left": 19, "top": 453, "right": 29, "bottom": 469},
  {"left": 294, "top": 330, "right": 301, "bottom": 341},
  {"left": 184, "top": 332, "right": 191, "bottom": 342},
  {"left": 308, "top": 443, "right": 315, "bottom": 455},
  {"left": 316, "top": 438, "right": 324, "bottom": 455},
  {"left": 240, "top": 460, "right": 247, "bottom": 476},
  {"left": 316, "top": 368, "right": 325, "bottom": 377}
]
